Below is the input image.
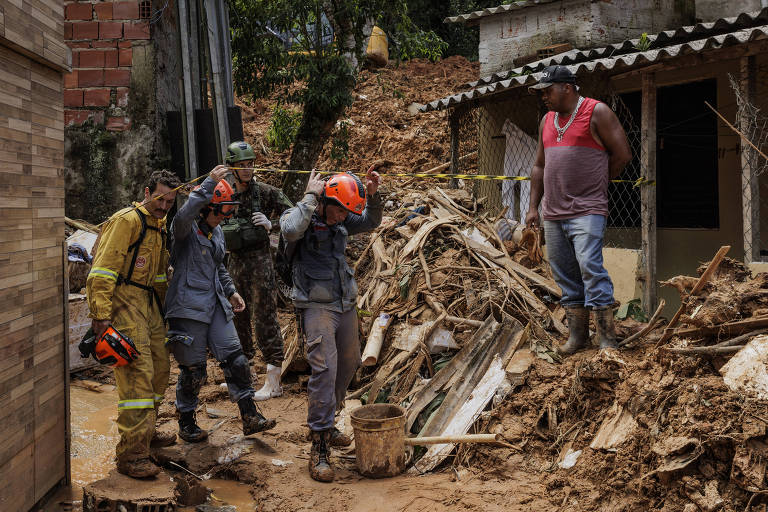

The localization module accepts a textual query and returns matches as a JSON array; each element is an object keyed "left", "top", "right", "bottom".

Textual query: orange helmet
[
  {"left": 195, "top": 180, "right": 239, "bottom": 217},
  {"left": 324, "top": 172, "right": 366, "bottom": 215},
  {"left": 79, "top": 325, "right": 140, "bottom": 367}
]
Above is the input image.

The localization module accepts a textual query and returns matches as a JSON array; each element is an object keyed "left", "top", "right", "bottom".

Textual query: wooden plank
[
  {"left": 740, "top": 55, "right": 759, "bottom": 264},
  {"left": 670, "top": 316, "right": 768, "bottom": 339},
  {"left": 657, "top": 245, "right": 731, "bottom": 346},
  {"left": 177, "top": 0, "right": 199, "bottom": 178},
  {"left": 204, "top": 0, "right": 230, "bottom": 160},
  {"left": 640, "top": 72, "right": 657, "bottom": 314}
]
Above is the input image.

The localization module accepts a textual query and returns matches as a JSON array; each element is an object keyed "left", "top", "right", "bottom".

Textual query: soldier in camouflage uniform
[{"left": 223, "top": 141, "right": 293, "bottom": 401}]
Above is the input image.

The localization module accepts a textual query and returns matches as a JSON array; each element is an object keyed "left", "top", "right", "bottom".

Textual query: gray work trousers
[
  {"left": 168, "top": 304, "right": 253, "bottom": 412},
  {"left": 302, "top": 308, "right": 361, "bottom": 431}
]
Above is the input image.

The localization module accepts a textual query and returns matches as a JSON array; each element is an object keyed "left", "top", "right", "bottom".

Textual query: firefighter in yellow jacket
[{"left": 86, "top": 170, "right": 182, "bottom": 478}]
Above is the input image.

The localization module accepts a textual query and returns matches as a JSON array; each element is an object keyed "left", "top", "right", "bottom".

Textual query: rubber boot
[
  {"left": 593, "top": 305, "right": 618, "bottom": 350},
  {"left": 329, "top": 427, "right": 352, "bottom": 448},
  {"left": 558, "top": 306, "right": 590, "bottom": 355},
  {"left": 150, "top": 429, "right": 177, "bottom": 447},
  {"left": 116, "top": 457, "right": 161, "bottom": 478},
  {"left": 309, "top": 430, "right": 335, "bottom": 482},
  {"left": 238, "top": 398, "right": 277, "bottom": 435},
  {"left": 178, "top": 411, "right": 208, "bottom": 443},
  {"left": 253, "top": 364, "right": 283, "bottom": 401}
]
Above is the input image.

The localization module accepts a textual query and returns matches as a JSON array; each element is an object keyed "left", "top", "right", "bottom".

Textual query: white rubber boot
[{"left": 253, "top": 364, "right": 283, "bottom": 401}]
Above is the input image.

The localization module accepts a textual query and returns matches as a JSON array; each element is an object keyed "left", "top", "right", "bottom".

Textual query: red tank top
[{"left": 541, "top": 97, "right": 609, "bottom": 221}]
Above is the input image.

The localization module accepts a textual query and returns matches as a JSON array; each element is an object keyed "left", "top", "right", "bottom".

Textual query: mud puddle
[
  {"left": 70, "top": 385, "right": 120, "bottom": 488},
  {"left": 178, "top": 479, "right": 257, "bottom": 511}
]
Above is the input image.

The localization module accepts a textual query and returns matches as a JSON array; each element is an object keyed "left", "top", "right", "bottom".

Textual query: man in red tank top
[{"left": 525, "top": 66, "right": 632, "bottom": 354}]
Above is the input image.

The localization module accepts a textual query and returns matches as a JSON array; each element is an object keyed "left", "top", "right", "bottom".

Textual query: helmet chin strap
[{"left": 233, "top": 166, "right": 250, "bottom": 185}]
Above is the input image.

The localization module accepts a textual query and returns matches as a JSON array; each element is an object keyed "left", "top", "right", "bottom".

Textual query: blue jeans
[{"left": 543, "top": 215, "right": 614, "bottom": 308}]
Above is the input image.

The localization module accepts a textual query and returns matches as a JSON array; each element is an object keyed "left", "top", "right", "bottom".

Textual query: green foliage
[
  {"left": 615, "top": 299, "right": 649, "bottom": 322},
  {"left": 635, "top": 32, "right": 651, "bottom": 51},
  {"left": 399, "top": 0, "right": 500, "bottom": 60},
  {"left": 266, "top": 104, "right": 302, "bottom": 152}
]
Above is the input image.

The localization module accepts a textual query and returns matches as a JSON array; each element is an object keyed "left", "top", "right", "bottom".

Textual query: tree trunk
[{"left": 282, "top": 115, "right": 336, "bottom": 203}]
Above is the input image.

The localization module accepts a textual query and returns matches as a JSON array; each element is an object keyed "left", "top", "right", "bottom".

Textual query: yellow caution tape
[{"left": 232, "top": 166, "right": 656, "bottom": 186}]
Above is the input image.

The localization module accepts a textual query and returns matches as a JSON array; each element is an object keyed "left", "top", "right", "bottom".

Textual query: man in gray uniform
[
  {"left": 165, "top": 165, "right": 276, "bottom": 442},
  {"left": 280, "top": 168, "right": 382, "bottom": 482}
]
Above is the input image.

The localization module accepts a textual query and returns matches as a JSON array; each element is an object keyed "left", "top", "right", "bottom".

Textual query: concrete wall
[
  {"left": 0, "top": 3, "right": 68, "bottom": 511},
  {"left": 476, "top": 0, "right": 695, "bottom": 76},
  {"left": 695, "top": 0, "right": 763, "bottom": 21},
  {"left": 604, "top": 248, "right": 643, "bottom": 305}
]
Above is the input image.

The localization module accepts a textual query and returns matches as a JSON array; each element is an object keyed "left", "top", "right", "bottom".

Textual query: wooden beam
[
  {"left": 448, "top": 107, "right": 462, "bottom": 189},
  {"left": 640, "top": 72, "right": 657, "bottom": 314},
  {"left": 203, "top": 0, "right": 230, "bottom": 161},
  {"left": 740, "top": 55, "right": 759, "bottom": 264},
  {"left": 176, "top": 0, "right": 199, "bottom": 178},
  {"left": 62, "top": 241, "right": 71, "bottom": 487}
]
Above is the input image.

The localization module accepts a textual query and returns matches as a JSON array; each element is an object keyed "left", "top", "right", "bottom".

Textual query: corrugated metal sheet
[
  {"left": 421, "top": 9, "right": 768, "bottom": 112},
  {"left": 445, "top": 0, "right": 562, "bottom": 24}
]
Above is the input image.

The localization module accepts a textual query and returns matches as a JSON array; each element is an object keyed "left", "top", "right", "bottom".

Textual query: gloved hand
[{"left": 251, "top": 212, "right": 272, "bottom": 231}]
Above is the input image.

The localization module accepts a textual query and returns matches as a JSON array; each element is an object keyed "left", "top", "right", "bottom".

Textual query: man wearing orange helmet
[
  {"left": 165, "top": 165, "right": 276, "bottom": 443},
  {"left": 280, "top": 166, "right": 382, "bottom": 482},
  {"left": 86, "top": 169, "right": 181, "bottom": 478}
]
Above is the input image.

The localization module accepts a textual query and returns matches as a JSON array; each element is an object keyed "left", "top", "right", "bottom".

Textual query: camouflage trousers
[{"left": 228, "top": 247, "right": 284, "bottom": 365}]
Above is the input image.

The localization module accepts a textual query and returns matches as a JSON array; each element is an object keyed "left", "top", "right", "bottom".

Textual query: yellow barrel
[{"left": 366, "top": 26, "right": 389, "bottom": 68}]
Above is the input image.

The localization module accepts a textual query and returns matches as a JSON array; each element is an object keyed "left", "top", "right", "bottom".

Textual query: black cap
[{"left": 528, "top": 65, "right": 576, "bottom": 90}]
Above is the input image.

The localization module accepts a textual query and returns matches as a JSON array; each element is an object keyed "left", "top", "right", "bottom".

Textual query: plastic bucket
[{"left": 350, "top": 404, "right": 406, "bottom": 478}]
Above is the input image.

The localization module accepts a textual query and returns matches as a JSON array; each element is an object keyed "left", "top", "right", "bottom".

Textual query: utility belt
[
  {"left": 222, "top": 219, "right": 270, "bottom": 252},
  {"left": 117, "top": 275, "right": 165, "bottom": 317}
]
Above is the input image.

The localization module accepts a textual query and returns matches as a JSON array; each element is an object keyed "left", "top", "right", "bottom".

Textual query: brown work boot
[
  {"left": 329, "top": 427, "right": 352, "bottom": 448},
  {"left": 116, "top": 457, "right": 161, "bottom": 478},
  {"left": 238, "top": 398, "right": 276, "bottom": 435},
  {"left": 558, "top": 306, "right": 590, "bottom": 355},
  {"left": 150, "top": 430, "right": 177, "bottom": 447},
  {"left": 309, "top": 430, "right": 334, "bottom": 482},
  {"left": 593, "top": 305, "right": 618, "bottom": 350}
]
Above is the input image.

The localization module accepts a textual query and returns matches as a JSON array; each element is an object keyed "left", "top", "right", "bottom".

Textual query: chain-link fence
[
  {"left": 732, "top": 62, "right": 768, "bottom": 263},
  {"left": 446, "top": 75, "right": 643, "bottom": 249}
]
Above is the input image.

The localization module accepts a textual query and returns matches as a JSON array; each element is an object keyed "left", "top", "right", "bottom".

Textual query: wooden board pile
[
  {"left": 337, "top": 187, "right": 572, "bottom": 471},
  {"left": 658, "top": 246, "right": 768, "bottom": 356}
]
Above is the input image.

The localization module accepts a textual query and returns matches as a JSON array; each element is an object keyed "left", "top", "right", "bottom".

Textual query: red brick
[
  {"left": 118, "top": 41, "right": 132, "bottom": 48},
  {"left": 106, "top": 116, "right": 131, "bottom": 132},
  {"left": 116, "top": 88, "right": 129, "bottom": 107},
  {"left": 65, "top": 110, "right": 89, "bottom": 126},
  {"left": 67, "top": 41, "right": 90, "bottom": 49},
  {"left": 84, "top": 88, "right": 111, "bottom": 107},
  {"left": 118, "top": 48, "right": 132, "bottom": 66},
  {"left": 94, "top": 3, "right": 113, "bottom": 20},
  {"left": 113, "top": 1, "right": 139, "bottom": 19},
  {"left": 65, "top": 22, "right": 73, "bottom": 39},
  {"left": 123, "top": 21, "right": 149, "bottom": 40},
  {"left": 71, "top": 51, "right": 79, "bottom": 67},
  {"left": 63, "top": 71, "right": 78, "bottom": 88},
  {"left": 65, "top": 3, "right": 92, "bottom": 21},
  {"left": 104, "top": 69, "right": 130, "bottom": 86},
  {"left": 79, "top": 50, "right": 105, "bottom": 68},
  {"left": 63, "top": 89, "right": 83, "bottom": 107},
  {"left": 99, "top": 22, "right": 123, "bottom": 39},
  {"left": 105, "top": 49, "right": 119, "bottom": 68},
  {"left": 73, "top": 21, "right": 98, "bottom": 40},
  {"left": 92, "top": 40, "right": 118, "bottom": 48},
  {"left": 79, "top": 69, "right": 104, "bottom": 87}
]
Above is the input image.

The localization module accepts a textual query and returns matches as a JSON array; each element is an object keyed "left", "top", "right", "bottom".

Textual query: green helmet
[{"left": 225, "top": 141, "right": 256, "bottom": 164}]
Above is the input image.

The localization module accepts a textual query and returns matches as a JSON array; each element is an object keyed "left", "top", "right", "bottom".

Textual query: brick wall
[{"left": 63, "top": 1, "right": 150, "bottom": 131}]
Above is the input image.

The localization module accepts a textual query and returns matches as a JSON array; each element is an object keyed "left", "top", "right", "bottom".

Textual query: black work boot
[
  {"left": 558, "top": 306, "right": 590, "bottom": 355},
  {"left": 178, "top": 410, "right": 208, "bottom": 443},
  {"left": 593, "top": 305, "right": 618, "bottom": 350},
  {"left": 309, "top": 430, "right": 335, "bottom": 482},
  {"left": 238, "top": 398, "right": 276, "bottom": 435}
]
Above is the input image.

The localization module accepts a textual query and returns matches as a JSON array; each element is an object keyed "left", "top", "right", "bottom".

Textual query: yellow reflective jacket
[{"left": 86, "top": 204, "right": 169, "bottom": 333}]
